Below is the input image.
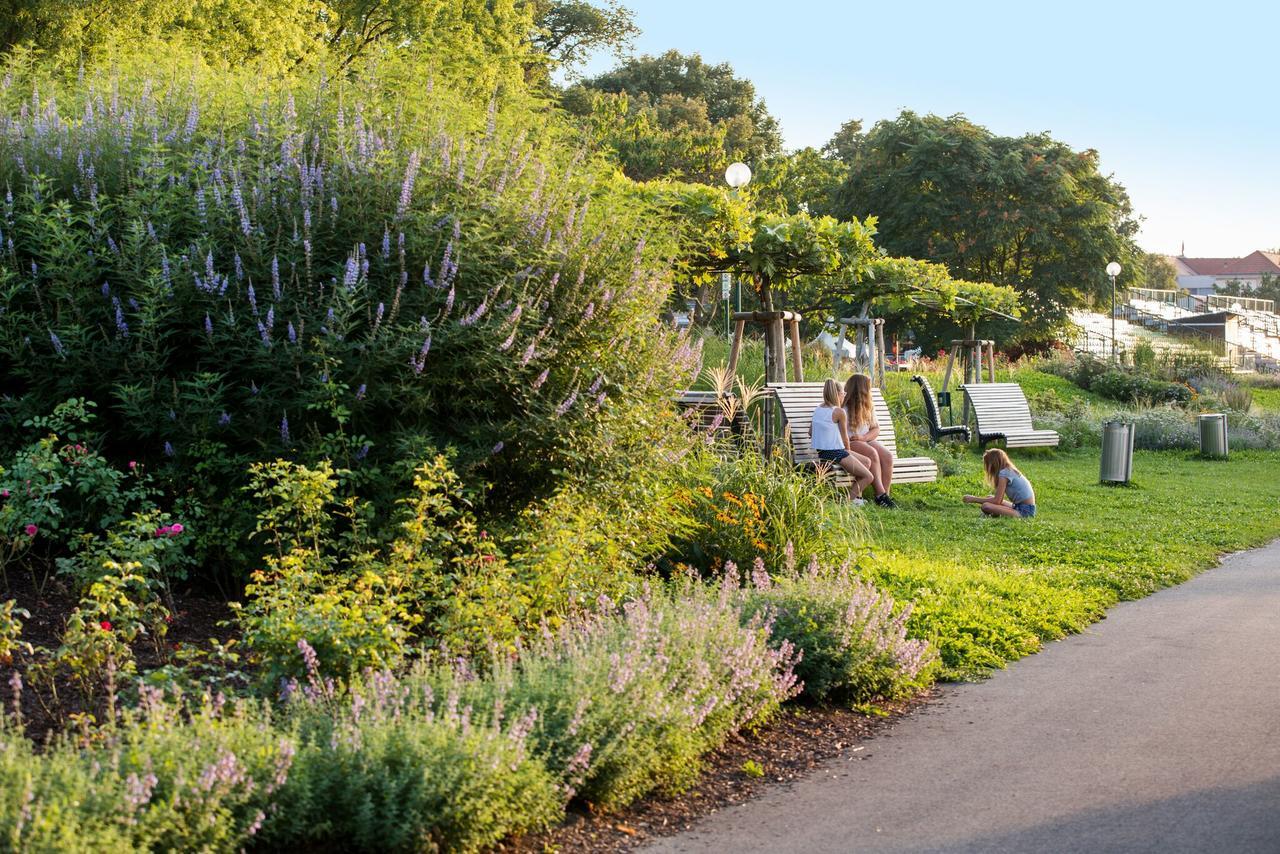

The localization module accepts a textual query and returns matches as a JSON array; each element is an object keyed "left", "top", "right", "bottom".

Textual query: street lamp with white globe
[
  {"left": 723, "top": 163, "right": 752, "bottom": 330},
  {"left": 725, "top": 161, "right": 752, "bottom": 190},
  {"left": 1106, "top": 261, "right": 1122, "bottom": 362}
]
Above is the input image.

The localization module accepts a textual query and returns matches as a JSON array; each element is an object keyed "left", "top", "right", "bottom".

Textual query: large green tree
[
  {"left": 0, "top": 0, "right": 628, "bottom": 80},
  {"left": 564, "top": 49, "right": 782, "bottom": 182},
  {"left": 834, "top": 111, "right": 1142, "bottom": 337}
]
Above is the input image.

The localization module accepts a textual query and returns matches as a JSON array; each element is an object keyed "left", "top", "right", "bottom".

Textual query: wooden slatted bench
[
  {"left": 675, "top": 390, "right": 750, "bottom": 439},
  {"left": 912, "top": 375, "right": 971, "bottom": 444},
  {"left": 769, "top": 382, "right": 938, "bottom": 487},
  {"left": 961, "top": 382, "right": 1060, "bottom": 448}
]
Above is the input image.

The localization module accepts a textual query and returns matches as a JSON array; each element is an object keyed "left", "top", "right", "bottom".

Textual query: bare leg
[
  {"left": 850, "top": 440, "right": 886, "bottom": 495},
  {"left": 873, "top": 442, "right": 894, "bottom": 493},
  {"left": 981, "top": 501, "right": 1020, "bottom": 518},
  {"left": 838, "top": 455, "right": 874, "bottom": 499}
]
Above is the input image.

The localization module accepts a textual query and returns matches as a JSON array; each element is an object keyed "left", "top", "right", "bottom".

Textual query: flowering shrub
[
  {"left": 0, "top": 52, "right": 697, "bottom": 579},
  {"left": 263, "top": 646, "right": 562, "bottom": 852},
  {"left": 735, "top": 554, "right": 939, "bottom": 704},
  {"left": 0, "top": 581, "right": 805, "bottom": 852},
  {"left": 670, "top": 444, "right": 866, "bottom": 574},
  {"left": 427, "top": 581, "right": 800, "bottom": 810},
  {"left": 26, "top": 560, "right": 171, "bottom": 710},
  {"left": 0, "top": 687, "right": 291, "bottom": 851}
]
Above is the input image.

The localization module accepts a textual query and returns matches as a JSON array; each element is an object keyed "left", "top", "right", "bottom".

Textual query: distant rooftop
[{"left": 1177, "top": 250, "right": 1280, "bottom": 278}]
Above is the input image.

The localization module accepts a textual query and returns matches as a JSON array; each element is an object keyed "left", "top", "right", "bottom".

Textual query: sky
[{"left": 579, "top": 0, "right": 1280, "bottom": 258}]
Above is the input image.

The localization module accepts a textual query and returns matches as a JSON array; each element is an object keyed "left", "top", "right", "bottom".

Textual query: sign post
[{"left": 721, "top": 273, "right": 732, "bottom": 338}]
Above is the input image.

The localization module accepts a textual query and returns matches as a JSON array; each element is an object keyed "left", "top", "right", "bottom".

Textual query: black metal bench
[
  {"left": 912, "top": 375, "right": 971, "bottom": 444},
  {"left": 961, "top": 383, "right": 1060, "bottom": 449}
]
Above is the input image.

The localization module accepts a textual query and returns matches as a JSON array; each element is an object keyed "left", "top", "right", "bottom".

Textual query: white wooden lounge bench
[
  {"left": 960, "top": 382, "right": 1060, "bottom": 449},
  {"left": 768, "top": 382, "right": 938, "bottom": 486}
]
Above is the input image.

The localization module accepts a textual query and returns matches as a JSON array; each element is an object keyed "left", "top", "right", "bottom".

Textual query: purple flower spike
[{"left": 280, "top": 414, "right": 290, "bottom": 444}]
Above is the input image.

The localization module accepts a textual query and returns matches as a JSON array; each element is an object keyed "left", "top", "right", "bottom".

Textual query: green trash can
[
  {"left": 1100, "top": 421, "right": 1135, "bottom": 483},
  {"left": 1199, "top": 413, "right": 1228, "bottom": 459}
]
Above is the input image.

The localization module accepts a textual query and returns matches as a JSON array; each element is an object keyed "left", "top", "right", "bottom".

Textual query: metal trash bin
[
  {"left": 1100, "top": 420, "right": 1135, "bottom": 483},
  {"left": 1199, "top": 413, "right": 1229, "bottom": 459}
]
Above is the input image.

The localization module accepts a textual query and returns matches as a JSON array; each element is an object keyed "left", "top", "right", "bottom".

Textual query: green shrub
[
  {"left": 1091, "top": 370, "right": 1192, "bottom": 405},
  {"left": 736, "top": 556, "right": 939, "bottom": 704},
  {"left": 670, "top": 444, "right": 866, "bottom": 575},
  {"left": 264, "top": 645, "right": 562, "bottom": 853},
  {"left": 0, "top": 689, "right": 292, "bottom": 852},
  {"left": 0, "top": 51, "right": 695, "bottom": 580},
  {"left": 419, "top": 581, "right": 800, "bottom": 811}
]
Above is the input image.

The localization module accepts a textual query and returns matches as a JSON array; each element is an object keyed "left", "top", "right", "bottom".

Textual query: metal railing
[
  {"left": 1207, "top": 294, "right": 1276, "bottom": 314},
  {"left": 1118, "top": 302, "right": 1279, "bottom": 373}
]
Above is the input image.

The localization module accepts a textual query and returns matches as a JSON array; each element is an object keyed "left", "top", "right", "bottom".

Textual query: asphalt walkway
[{"left": 646, "top": 540, "right": 1280, "bottom": 853}]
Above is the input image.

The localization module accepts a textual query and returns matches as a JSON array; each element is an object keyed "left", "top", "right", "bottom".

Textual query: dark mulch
[
  {"left": 1, "top": 569, "right": 236, "bottom": 743},
  {"left": 505, "top": 689, "right": 940, "bottom": 853}
]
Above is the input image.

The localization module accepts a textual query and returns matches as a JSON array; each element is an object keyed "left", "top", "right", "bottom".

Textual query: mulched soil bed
[
  {"left": 1, "top": 570, "right": 236, "bottom": 743},
  {"left": 506, "top": 688, "right": 940, "bottom": 853}
]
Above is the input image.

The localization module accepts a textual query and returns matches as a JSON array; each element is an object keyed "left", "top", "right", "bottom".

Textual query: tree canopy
[
  {"left": 834, "top": 111, "right": 1142, "bottom": 336},
  {"left": 563, "top": 49, "right": 782, "bottom": 182}
]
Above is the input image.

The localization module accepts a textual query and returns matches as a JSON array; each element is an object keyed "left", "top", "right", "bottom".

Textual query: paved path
[{"left": 647, "top": 541, "right": 1280, "bottom": 854}]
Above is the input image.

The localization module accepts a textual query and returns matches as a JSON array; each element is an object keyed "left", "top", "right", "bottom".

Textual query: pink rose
[
  {"left": 169, "top": 523, "right": 184, "bottom": 535},
  {"left": 0, "top": 489, "right": 8, "bottom": 498},
  {"left": 128, "top": 460, "right": 137, "bottom": 470},
  {"left": 23, "top": 524, "right": 37, "bottom": 537}
]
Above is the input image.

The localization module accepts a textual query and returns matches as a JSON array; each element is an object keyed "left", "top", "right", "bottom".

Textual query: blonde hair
[
  {"left": 983, "top": 448, "right": 1020, "bottom": 487},
  {"left": 842, "top": 374, "right": 874, "bottom": 432},
  {"left": 821, "top": 378, "right": 842, "bottom": 408}
]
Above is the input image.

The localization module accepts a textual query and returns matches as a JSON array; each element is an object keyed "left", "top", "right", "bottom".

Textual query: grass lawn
[
  {"left": 1248, "top": 386, "right": 1280, "bottom": 413},
  {"left": 861, "top": 447, "right": 1280, "bottom": 679}
]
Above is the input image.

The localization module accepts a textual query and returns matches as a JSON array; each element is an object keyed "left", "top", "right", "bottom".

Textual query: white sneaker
[{"left": 852, "top": 497, "right": 867, "bottom": 506}]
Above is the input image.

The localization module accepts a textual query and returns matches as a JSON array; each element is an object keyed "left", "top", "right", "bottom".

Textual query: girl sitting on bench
[
  {"left": 964, "top": 448, "right": 1037, "bottom": 518},
  {"left": 843, "top": 373, "right": 898, "bottom": 509},
  {"left": 810, "top": 379, "right": 875, "bottom": 505}
]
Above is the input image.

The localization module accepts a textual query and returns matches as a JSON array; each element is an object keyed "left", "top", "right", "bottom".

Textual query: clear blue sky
[{"left": 581, "top": 0, "right": 1279, "bottom": 257}]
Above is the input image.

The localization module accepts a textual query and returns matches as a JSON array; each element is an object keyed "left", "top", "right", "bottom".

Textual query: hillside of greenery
[{"left": 0, "top": 4, "right": 1276, "bottom": 852}]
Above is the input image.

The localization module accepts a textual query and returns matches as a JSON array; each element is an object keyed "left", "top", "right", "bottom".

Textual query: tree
[
  {"left": 1142, "top": 253, "right": 1178, "bottom": 291},
  {"left": 530, "top": 0, "right": 637, "bottom": 73},
  {"left": 834, "top": 111, "right": 1142, "bottom": 338},
  {"left": 751, "top": 147, "right": 848, "bottom": 218},
  {"left": 566, "top": 49, "right": 782, "bottom": 182},
  {"left": 822, "top": 118, "right": 864, "bottom": 164},
  {"left": 0, "top": 0, "right": 543, "bottom": 79}
]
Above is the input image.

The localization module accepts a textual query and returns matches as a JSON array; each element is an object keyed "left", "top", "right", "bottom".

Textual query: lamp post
[
  {"left": 1106, "top": 261, "right": 1122, "bottom": 362},
  {"left": 724, "top": 162, "right": 752, "bottom": 319}
]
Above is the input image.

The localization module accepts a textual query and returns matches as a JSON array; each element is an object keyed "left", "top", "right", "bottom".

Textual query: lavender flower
[
  {"left": 555, "top": 388, "right": 579, "bottom": 417},
  {"left": 204, "top": 314, "right": 213, "bottom": 337},
  {"left": 218, "top": 411, "right": 231, "bottom": 426},
  {"left": 49, "top": 331, "right": 64, "bottom": 356},
  {"left": 355, "top": 383, "right": 366, "bottom": 400},
  {"left": 532, "top": 368, "right": 550, "bottom": 390},
  {"left": 287, "top": 321, "right": 297, "bottom": 344},
  {"left": 354, "top": 443, "right": 370, "bottom": 461},
  {"left": 491, "top": 441, "right": 504, "bottom": 454},
  {"left": 397, "top": 149, "right": 421, "bottom": 218},
  {"left": 280, "top": 413, "right": 290, "bottom": 444},
  {"left": 163, "top": 441, "right": 175, "bottom": 457}
]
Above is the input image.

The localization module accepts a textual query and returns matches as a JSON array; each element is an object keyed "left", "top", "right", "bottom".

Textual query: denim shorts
[
  {"left": 1014, "top": 503, "right": 1036, "bottom": 518},
  {"left": 816, "top": 448, "right": 850, "bottom": 463}
]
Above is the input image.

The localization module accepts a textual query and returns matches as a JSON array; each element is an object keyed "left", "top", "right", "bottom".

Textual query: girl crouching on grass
[
  {"left": 811, "top": 379, "right": 876, "bottom": 505},
  {"left": 964, "top": 448, "right": 1037, "bottom": 518}
]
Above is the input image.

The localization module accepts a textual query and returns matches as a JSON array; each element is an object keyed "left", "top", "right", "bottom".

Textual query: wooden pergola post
[
  {"left": 834, "top": 315, "right": 888, "bottom": 387},
  {"left": 726, "top": 310, "right": 805, "bottom": 457}
]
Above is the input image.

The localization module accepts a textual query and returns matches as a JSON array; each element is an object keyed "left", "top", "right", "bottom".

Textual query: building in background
[{"left": 1170, "top": 251, "right": 1280, "bottom": 295}]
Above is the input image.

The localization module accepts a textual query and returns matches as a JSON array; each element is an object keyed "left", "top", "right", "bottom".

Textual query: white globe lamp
[{"left": 724, "top": 162, "right": 752, "bottom": 189}]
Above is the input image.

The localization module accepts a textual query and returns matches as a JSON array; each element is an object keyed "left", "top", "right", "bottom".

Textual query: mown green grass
[
  {"left": 1248, "top": 386, "right": 1280, "bottom": 413},
  {"left": 861, "top": 448, "right": 1280, "bottom": 679}
]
